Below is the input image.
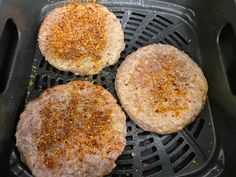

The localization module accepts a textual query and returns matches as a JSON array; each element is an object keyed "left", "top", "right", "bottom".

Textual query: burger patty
[
  {"left": 115, "top": 44, "right": 208, "bottom": 134},
  {"left": 38, "top": 2, "right": 125, "bottom": 75},
  {"left": 16, "top": 81, "right": 126, "bottom": 177}
]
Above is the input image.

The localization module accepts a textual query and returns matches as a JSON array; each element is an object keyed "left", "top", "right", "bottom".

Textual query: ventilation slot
[
  {"left": 50, "top": 78, "right": 56, "bottom": 86},
  {"left": 115, "top": 164, "right": 133, "bottom": 170},
  {"left": 127, "top": 126, "right": 132, "bottom": 132},
  {"left": 135, "top": 41, "right": 143, "bottom": 46},
  {"left": 173, "top": 152, "right": 196, "bottom": 173},
  {"left": 118, "top": 154, "right": 133, "bottom": 160},
  {"left": 156, "top": 15, "right": 173, "bottom": 24},
  {"left": 126, "top": 27, "right": 136, "bottom": 32},
  {"left": 113, "top": 11, "right": 124, "bottom": 19},
  {"left": 142, "top": 155, "right": 160, "bottom": 166},
  {"left": 138, "top": 131, "right": 151, "bottom": 137},
  {"left": 140, "top": 138, "right": 154, "bottom": 147},
  {"left": 126, "top": 136, "right": 133, "bottom": 141},
  {"left": 193, "top": 119, "right": 205, "bottom": 138},
  {"left": 187, "top": 120, "right": 196, "bottom": 131},
  {"left": 141, "top": 147, "right": 157, "bottom": 157},
  {"left": 166, "top": 138, "right": 184, "bottom": 154},
  {"left": 153, "top": 18, "right": 168, "bottom": 28},
  {"left": 142, "top": 31, "right": 154, "bottom": 38},
  {"left": 149, "top": 22, "right": 163, "bottom": 30},
  {"left": 112, "top": 174, "right": 133, "bottom": 177},
  {"left": 0, "top": 19, "right": 18, "bottom": 92},
  {"left": 162, "top": 133, "right": 177, "bottom": 145},
  {"left": 170, "top": 144, "right": 190, "bottom": 163},
  {"left": 57, "top": 78, "right": 64, "bottom": 85},
  {"left": 143, "top": 165, "right": 162, "bottom": 176},
  {"left": 42, "top": 76, "right": 48, "bottom": 89},
  {"left": 174, "top": 32, "right": 189, "bottom": 45},
  {"left": 124, "top": 145, "right": 134, "bottom": 151},
  {"left": 127, "top": 21, "right": 140, "bottom": 27},
  {"left": 34, "top": 75, "right": 41, "bottom": 90},
  {"left": 163, "top": 37, "right": 173, "bottom": 45},
  {"left": 145, "top": 27, "right": 159, "bottom": 34},
  {"left": 39, "top": 59, "right": 46, "bottom": 68},
  {"left": 131, "top": 12, "right": 146, "bottom": 18},
  {"left": 219, "top": 23, "right": 236, "bottom": 95},
  {"left": 129, "top": 17, "right": 143, "bottom": 22},
  {"left": 169, "top": 34, "right": 182, "bottom": 46}
]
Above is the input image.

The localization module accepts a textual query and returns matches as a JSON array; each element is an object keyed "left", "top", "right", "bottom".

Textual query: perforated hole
[
  {"left": 164, "top": 37, "right": 173, "bottom": 45},
  {"left": 145, "top": 27, "right": 159, "bottom": 34},
  {"left": 193, "top": 119, "right": 205, "bottom": 138},
  {"left": 135, "top": 41, "right": 143, "bottom": 46},
  {"left": 138, "top": 131, "right": 151, "bottom": 137},
  {"left": 131, "top": 12, "right": 146, "bottom": 18},
  {"left": 126, "top": 136, "right": 133, "bottom": 141},
  {"left": 166, "top": 138, "right": 184, "bottom": 154},
  {"left": 115, "top": 164, "right": 133, "bottom": 170},
  {"left": 57, "top": 78, "right": 64, "bottom": 84},
  {"left": 34, "top": 75, "right": 40, "bottom": 90},
  {"left": 173, "top": 152, "right": 196, "bottom": 173},
  {"left": 42, "top": 76, "right": 48, "bottom": 89},
  {"left": 143, "top": 165, "right": 162, "bottom": 176},
  {"left": 170, "top": 144, "right": 190, "bottom": 163},
  {"left": 153, "top": 18, "right": 168, "bottom": 28},
  {"left": 125, "top": 31, "right": 133, "bottom": 36},
  {"left": 127, "top": 126, "right": 132, "bottom": 132},
  {"left": 124, "top": 145, "right": 134, "bottom": 151},
  {"left": 162, "top": 133, "right": 177, "bottom": 145},
  {"left": 142, "top": 31, "right": 154, "bottom": 38},
  {"left": 50, "top": 78, "right": 56, "bottom": 86},
  {"left": 169, "top": 34, "right": 182, "bottom": 46},
  {"left": 149, "top": 22, "right": 163, "bottom": 30},
  {"left": 129, "top": 17, "right": 143, "bottom": 22},
  {"left": 127, "top": 21, "right": 139, "bottom": 27},
  {"left": 141, "top": 147, "right": 157, "bottom": 157},
  {"left": 138, "top": 36, "right": 149, "bottom": 42},
  {"left": 187, "top": 121, "right": 196, "bottom": 131},
  {"left": 126, "top": 27, "right": 136, "bottom": 32},
  {"left": 174, "top": 32, "right": 189, "bottom": 45},
  {"left": 112, "top": 174, "right": 133, "bottom": 177},
  {"left": 118, "top": 154, "right": 133, "bottom": 160},
  {"left": 140, "top": 138, "right": 154, "bottom": 147},
  {"left": 39, "top": 59, "right": 45, "bottom": 68},
  {"left": 142, "top": 155, "right": 160, "bottom": 166}
]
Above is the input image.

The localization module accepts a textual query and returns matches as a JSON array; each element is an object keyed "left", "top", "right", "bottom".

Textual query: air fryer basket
[{"left": 1, "top": 0, "right": 236, "bottom": 176}]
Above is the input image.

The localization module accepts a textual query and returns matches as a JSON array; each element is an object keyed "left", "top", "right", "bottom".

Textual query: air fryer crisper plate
[{"left": 9, "top": 1, "right": 224, "bottom": 177}]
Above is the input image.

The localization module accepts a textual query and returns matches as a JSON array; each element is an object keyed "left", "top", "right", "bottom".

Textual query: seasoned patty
[
  {"left": 15, "top": 81, "right": 126, "bottom": 177},
  {"left": 115, "top": 44, "right": 208, "bottom": 134},
  {"left": 38, "top": 3, "right": 125, "bottom": 75}
]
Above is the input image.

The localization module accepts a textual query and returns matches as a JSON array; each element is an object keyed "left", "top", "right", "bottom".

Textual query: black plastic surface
[{"left": 1, "top": 0, "right": 236, "bottom": 176}]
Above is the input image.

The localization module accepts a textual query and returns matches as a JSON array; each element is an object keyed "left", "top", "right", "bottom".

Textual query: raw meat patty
[
  {"left": 16, "top": 81, "right": 126, "bottom": 177},
  {"left": 115, "top": 44, "right": 208, "bottom": 134},
  {"left": 38, "top": 3, "right": 125, "bottom": 75}
]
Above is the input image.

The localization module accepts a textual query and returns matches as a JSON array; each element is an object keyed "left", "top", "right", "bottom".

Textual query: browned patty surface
[
  {"left": 38, "top": 3, "right": 125, "bottom": 75},
  {"left": 115, "top": 44, "right": 208, "bottom": 134},
  {"left": 16, "top": 81, "right": 126, "bottom": 177}
]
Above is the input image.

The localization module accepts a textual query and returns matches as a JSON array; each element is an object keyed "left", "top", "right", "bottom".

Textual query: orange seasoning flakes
[
  {"left": 34, "top": 92, "right": 114, "bottom": 169},
  {"left": 46, "top": 3, "right": 107, "bottom": 63},
  {"left": 132, "top": 54, "right": 189, "bottom": 116}
]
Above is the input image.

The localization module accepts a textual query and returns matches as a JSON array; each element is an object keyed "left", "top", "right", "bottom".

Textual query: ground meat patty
[
  {"left": 15, "top": 81, "right": 126, "bottom": 177},
  {"left": 38, "top": 3, "right": 125, "bottom": 75},
  {"left": 115, "top": 44, "right": 208, "bottom": 134}
]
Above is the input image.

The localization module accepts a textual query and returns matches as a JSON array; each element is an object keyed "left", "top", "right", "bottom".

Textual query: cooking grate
[{"left": 9, "top": 1, "right": 224, "bottom": 177}]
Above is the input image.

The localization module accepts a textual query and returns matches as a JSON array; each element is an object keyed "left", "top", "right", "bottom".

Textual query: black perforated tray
[{"left": 1, "top": 0, "right": 225, "bottom": 177}]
